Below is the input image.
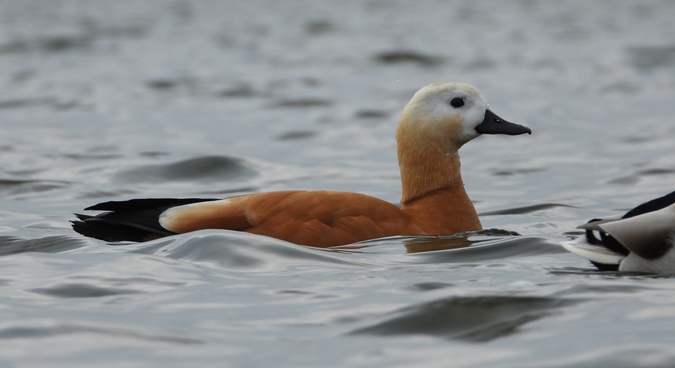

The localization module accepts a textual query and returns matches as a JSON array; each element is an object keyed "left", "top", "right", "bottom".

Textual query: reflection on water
[{"left": 352, "top": 295, "right": 578, "bottom": 342}]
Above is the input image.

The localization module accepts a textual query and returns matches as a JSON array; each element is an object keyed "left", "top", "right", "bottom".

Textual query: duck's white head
[{"left": 397, "top": 82, "right": 531, "bottom": 149}]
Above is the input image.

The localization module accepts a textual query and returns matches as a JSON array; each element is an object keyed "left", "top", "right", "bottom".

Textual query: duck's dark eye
[{"left": 449, "top": 97, "right": 464, "bottom": 108}]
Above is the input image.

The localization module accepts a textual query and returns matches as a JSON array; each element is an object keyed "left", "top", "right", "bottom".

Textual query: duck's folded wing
[
  {"left": 159, "top": 197, "right": 254, "bottom": 233},
  {"left": 158, "top": 190, "right": 418, "bottom": 247}
]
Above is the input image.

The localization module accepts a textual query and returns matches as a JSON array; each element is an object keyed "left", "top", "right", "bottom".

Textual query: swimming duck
[
  {"left": 562, "top": 191, "right": 675, "bottom": 274},
  {"left": 72, "top": 82, "right": 531, "bottom": 247}
]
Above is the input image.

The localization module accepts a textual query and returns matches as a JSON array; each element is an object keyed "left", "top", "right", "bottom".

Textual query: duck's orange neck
[
  {"left": 396, "top": 122, "right": 481, "bottom": 233},
  {"left": 396, "top": 116, "right": 466, "bottom": 203},
  {"left": 398, "top": 148, "right": 464, "bottom": 204}
]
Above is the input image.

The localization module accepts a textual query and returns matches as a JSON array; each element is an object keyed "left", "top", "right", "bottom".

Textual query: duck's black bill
[{"left": 475, "top": 109, "right": 532, "bottom": 135}]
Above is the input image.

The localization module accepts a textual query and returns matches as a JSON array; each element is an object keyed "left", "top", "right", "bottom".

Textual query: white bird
[{"left": 562, "top": 191, "right": 675, "bottom": 274}]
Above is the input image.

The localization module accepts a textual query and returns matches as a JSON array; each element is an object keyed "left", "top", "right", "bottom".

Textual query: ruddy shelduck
[
  {"left": 562, "top": 190, "right": 675, "bottom": 274},
  {"left": 72, "top": 82, "right": 532, "bottom": 247}
]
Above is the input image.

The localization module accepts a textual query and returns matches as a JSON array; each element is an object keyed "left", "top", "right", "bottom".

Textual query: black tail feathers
[{"left": 72, "top": 198, "right": 218, "bottom": 242}]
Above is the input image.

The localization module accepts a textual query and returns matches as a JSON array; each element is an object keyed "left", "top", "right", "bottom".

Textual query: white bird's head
[{"left": 397, "top": 82, "right": 531, "bottom": 150}]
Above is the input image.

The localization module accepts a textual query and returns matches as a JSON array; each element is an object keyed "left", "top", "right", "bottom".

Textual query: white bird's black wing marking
[{"left": 575, "top": 190, "right": 675, "bottom": 270}]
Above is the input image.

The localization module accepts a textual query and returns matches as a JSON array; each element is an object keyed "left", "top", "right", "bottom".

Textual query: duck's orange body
[
  {"left": 72, "top": 83, "right": 531, "bottom": 247},
  {"left": 159, "top": 182, "right": 479, "bottom": 247}
]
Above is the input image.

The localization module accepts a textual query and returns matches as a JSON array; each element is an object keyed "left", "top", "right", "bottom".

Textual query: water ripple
[
  {"left": 0, "top": 178, "right": 71, "bottom": 196},
  {"left": 114, "top": 155, "right": 259, "bottom": 183},
  {"left": 0, "top": 321, "right": 201, "bottom": 345},
  {"left": 480, "top": 203, "right": 577, "bottom": 216},
  {"left": 124, "top": 230, "right": 367, "bottom": 270},
  {"left": 30, "top": 283, "right": 142, "bottom": 298},
  {"left": 351, "top": 295, "right": 578, "bottom": 342},
  {"left": 0, "top": 236, "right": 92, "bottom": 256}
]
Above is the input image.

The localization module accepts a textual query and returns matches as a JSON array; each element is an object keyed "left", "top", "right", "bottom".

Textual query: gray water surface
[{"left": 1, "top": 1, "right": 675, "bottom": 367}]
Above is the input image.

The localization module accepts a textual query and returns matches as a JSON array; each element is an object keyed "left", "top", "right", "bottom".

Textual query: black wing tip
[
  {"left": 73, "top": 213, "right": 94, "bottom": 221},
  {"left": 74, "top": 198, "right": 219, "bottom": 242},
  {"left": 83, "top": 198, "right": 219, "bottom": 212},
  {"left": 84, "top": 203, "right": 106, "bottom": 211},
  {"left": 84, "top": 199, "right": 144, "bottom": 211},
  {"left": 71, "top": 218, "right": 151, "bottom": 242}
]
